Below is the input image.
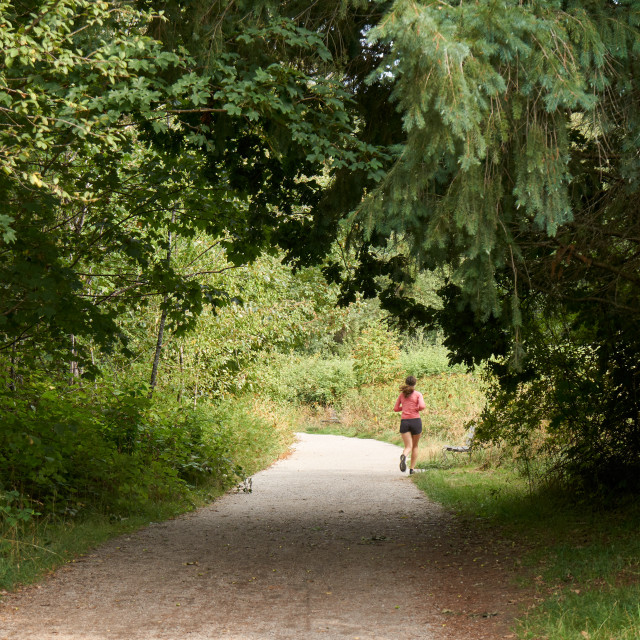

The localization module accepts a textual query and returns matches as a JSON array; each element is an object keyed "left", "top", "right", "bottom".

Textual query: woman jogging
[{"left": 393, "top": 375, "right": 426, "bottom": 474}]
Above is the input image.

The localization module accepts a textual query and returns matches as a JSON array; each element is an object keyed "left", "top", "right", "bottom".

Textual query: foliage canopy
[
  {"left": 358, "top": 0, "right": 640, "bottom": 490},
  {"left": 2, "top": 0, "right": 640, "bottom": 493}
]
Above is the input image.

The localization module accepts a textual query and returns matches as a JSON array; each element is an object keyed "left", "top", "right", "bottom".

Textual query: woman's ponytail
[{"left": 400, "top": 375, "right": 417, "bottom": 397}]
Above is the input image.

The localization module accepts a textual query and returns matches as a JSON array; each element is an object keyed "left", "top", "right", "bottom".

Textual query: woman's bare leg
[
  {"left": 410, "top": 433, "right": 421, "bottom": 470},
  {"left": 401, "top": 432, "right": 412, "bottom": 459}
]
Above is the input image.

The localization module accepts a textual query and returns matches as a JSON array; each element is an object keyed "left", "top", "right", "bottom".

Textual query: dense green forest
[{"left": 1, "top": 0, "right": 640, "bottom": 585}]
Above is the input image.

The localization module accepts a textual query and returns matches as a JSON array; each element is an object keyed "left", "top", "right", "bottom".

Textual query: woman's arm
[
  {"left": 393, "top": 395, "right": 402, "bottom": 412},
  {"left": 417, "top": 392, "right": 426, "bottom": 411}
]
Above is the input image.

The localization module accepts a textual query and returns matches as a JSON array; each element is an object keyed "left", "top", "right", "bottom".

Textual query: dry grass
[{"left": 304, "top": 373, "right": 485, "bottom": 453}]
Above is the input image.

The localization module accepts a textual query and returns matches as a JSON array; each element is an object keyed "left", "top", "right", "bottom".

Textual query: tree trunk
[
  {"left": 9, "top": 343, "right": 16, "bottom": 391},
  {"left": 69, "top": 334, "right": 80, "bottom": 384},
  {"left": 148, "top": 209, "right": 176, "bottom": 398},
  {"left": 193, "top": 351, "right": 199, "bottom": 409},
  {"left": 149, "top": 299, "right": 169, "bottom": 397},
  {"left": 177, "top": 344, "right": 184, "bottom": 403}
]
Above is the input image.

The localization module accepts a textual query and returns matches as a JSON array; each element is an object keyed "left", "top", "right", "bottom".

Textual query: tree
[
  {"left": 0, "top": 0, "right": 215, "bottom": 360},
  {"left": 354, "top": 0, "right": 640, "bottom": 491},
  {"left": 0, "top": 0, "right": 389, "bottom": 373},
  {"left": 139, "top": 0, "right": 400, "bottom": 265},
  {"left": 8, "top": 0, "right": 639, "bottom": 492}
]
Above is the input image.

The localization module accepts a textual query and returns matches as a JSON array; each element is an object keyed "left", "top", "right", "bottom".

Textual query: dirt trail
[{"left": 0, "top": 433, "right": 527, "bottom": 640}]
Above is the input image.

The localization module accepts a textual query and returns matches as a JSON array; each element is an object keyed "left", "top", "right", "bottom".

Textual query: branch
[
  {"left": 75, "top": 272, "right": 140, "bottom": 279},
  {"left": 90, "top": 281, "right": 148, "bottom": 304},
  {"left": 1, "top": 299, "right": 26, "bottom": 317},
  {"left": 168, "top": 108, "right": 227, "bottom": 114},
  {"left": 183, "top": 239, "right": 225, "bottom": 269},
  {"left": 585, "top": 257, "right": 640, "bottom": 286},
  {"left": 0, "top": 325, "right": 37, "bottom": 352},
  {"left": 185, "top": 264, "right": 246, "bottom": 278},
  {"left": 563, "top": 296, "right": 638, "bottom": 314}
]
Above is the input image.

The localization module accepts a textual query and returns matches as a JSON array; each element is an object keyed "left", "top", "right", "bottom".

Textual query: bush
[
  {"left": 0, "top": 374, "right": 112, "bottom": 513},
  {"left": 0, "top": 368, "right": 295, "bottom": 520},
  {"left": 247, "top": 353, "right": 356, "bottom": 407},
  {"left": 476, "top": 325, "right": 640, "bottom": 496},
  {"left": 205, "top": 395, "right": 295, "bottom": 475},
  {"left": 352, "top": 323, "right": 403, "bottom": 386},
  {"left": 293, "top": 358, "right": 356, "bottom": 405},
  {"left": 401, "top": 345, "right": 467, "bottom": 377}
]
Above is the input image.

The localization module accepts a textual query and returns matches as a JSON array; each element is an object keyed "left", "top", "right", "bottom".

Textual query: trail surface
[{"left": 0, "top": 434, "right": 526, "bottom": 639}]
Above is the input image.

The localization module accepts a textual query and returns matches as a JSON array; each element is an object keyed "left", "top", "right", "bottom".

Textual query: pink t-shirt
[{"left": 393, "top": 390, "right": 426, "bottom": 419}]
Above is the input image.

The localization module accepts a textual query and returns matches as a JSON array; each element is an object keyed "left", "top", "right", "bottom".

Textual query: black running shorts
[{"left": 399, "top": 418, "right": 422, "bottom": 435}]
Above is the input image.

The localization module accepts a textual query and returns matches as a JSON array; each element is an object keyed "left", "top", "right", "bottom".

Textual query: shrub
[
  {"left": 0, "top": 368, "right": 295, "bottom": 519},
  {"left": 248, "top": 353, "right": 356, "bottom": 406},
  {"left": 352, "top": 323, "right": 403, "bottom": 386},
  {"left": 473, "top": 312, "right": 640, "bottom": 496},
  {"left": 293, "top": 358, "right": 356, "bottom": 405},
  {"left": 401, "top": 345, "right": 467, "bottom": 377}
]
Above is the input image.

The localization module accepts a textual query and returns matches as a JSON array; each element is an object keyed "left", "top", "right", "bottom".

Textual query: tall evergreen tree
[{"left": 358, "top": 0, "right": 640, "bottom": 490}]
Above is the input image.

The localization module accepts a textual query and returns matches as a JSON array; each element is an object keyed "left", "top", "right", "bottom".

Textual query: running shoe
[{"left": 399, "top": 454, "right": 407, "bottom": 472}]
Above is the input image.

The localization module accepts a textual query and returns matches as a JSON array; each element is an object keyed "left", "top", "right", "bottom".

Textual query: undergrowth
[{"left": 0, "top": 381, "right": 296, "bottom": 592}]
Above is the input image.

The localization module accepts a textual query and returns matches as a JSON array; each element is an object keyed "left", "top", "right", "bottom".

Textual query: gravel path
[{"left": 0, "top": 433, "right": 525, "bottom": 640}]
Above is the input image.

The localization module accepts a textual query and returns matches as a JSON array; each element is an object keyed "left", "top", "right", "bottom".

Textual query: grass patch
[
  {"left": 413, "top": 464, "right": 640, "bottom": 640},
  {"left": 304, "top": 421, "right": 403, "bottom": 445},
  {"left": 305, "top": 423, "right": 361, "bottom": 438}
]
